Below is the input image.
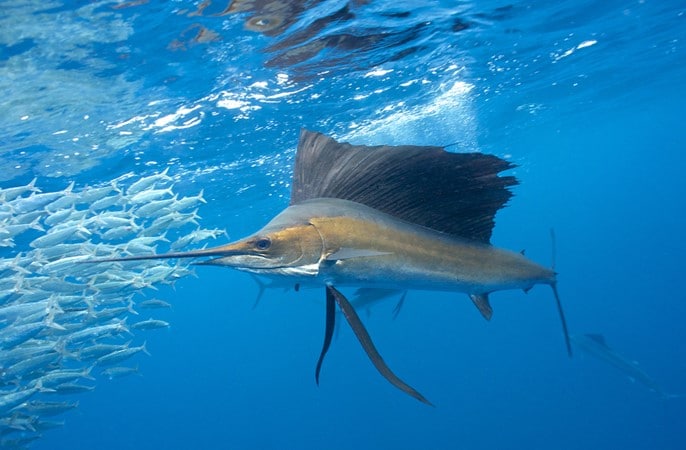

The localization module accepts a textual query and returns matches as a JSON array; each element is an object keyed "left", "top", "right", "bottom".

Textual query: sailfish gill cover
[{"left": 0, "top": 1, "right": 685, "bottom": 450}]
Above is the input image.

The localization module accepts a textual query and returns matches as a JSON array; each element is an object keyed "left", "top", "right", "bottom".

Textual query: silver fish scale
[{"left": 0, "top": 174, "right": 225, "bottom": 440}]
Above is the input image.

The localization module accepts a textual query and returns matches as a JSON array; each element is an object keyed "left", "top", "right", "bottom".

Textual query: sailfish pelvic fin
[
  {"left": 326, "top": 285, "right": 433, "bottom": 406},
  {"left": 315, "top": 287, "right": 336, "bottom": 385}
]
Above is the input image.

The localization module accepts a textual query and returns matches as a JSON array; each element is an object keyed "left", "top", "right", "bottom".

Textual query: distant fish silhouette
[
  {"left": 571, "top": 333, "right": 682, "bottom": 399},
  {"left": 90, "top": 130, "right": 571, "bottom": 405}
]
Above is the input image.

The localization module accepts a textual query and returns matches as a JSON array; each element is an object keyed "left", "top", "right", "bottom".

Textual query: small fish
[
  {"left": 18, "top": 400, "right": 79, "bottom": 416},
  {"left": 89, "top": 193, "right": 123, "bottom": 211},
  {"left": 30, "top": 224, "right": 90, "bottom": 248},
  {"left": 39, "top": 254, "right": 91, "bottom": 273},
  {"left": 131, "top": 319, "right": 170, "bottom": 331},
  {"left": 11, "top": 181, "right": 74, "bottom": 214},
  {"left": 95, "top": 342, "right": 149, "bottom": 367},
  {"left": 90, "top": 214, "right": 138, "bottom": 230},
  {"left": 0, "top": 380, "right": 51, "bottom": 414},
  {"left": 169, "top": 189, "right": 207, "bottom": 211},
  {"left": 100, "top": 225, "right": 140, "bottom": 241},
  {"left": 138, "top": 214, "right": 176, "bottom": 236},
  {"left": 140, "top": 266, "right": 179, "bottom": 284},
  {"left": 3, "top": 218, "right": 44, "bottom": 238},
  {"left": 0, "top": 341, "right": 61, "bottom": 366},
  {"left": 78, "top": 182, "right": 121, "bottom": 204},
  {"left": 132, "top": 197, "right": 177, "bottom": 218},
  {"left": 44, "top": 191, "right": 80, "bottom": 212},
  {"left": 77, "top": 341, "right": 134, "bottom": 361},
  {"left": 50, "top": 383, "right": 95, "bottom": 394},
  {"left": 32, "top": 419, "right": 67, "bottom": 431},
  {"left": 0, "top": 321, "right": 47, "bottom": 350},
  {"left": 37, "top": 243, "right": 90, "bottom": 259},
  {"left": 65, "top": 319, "right": 130, "bottom": 344},
  {"left": 44, "top": 206, "right": 78, "bottom": 227},
  {"left": 125, "top": 168, "right": 171, "bottom": 196},
  {"left": 0, "top": 177, "right": 40, "bottom": 202},
  {"left": 137, "top": 299, "right": 172, "bottom": 309},
  {"left": 0, "top": 299, "right": 54, "bottom": 324},
  {"left": 39, "top": 367, "right": 95, "bottom": 388},
  {"left": 170, "top": 227, "right": 227, "bottom": 250},
  {"left": 129, "top": 187, "right": 174, "bottom": 205},
  {"left": 101, "top": 365, "right": 140, "bottom": 380},
  {"left": 3, "top": 352, "right": 62, "bottom": 381},
  {"left": 85, "top": 303, "right": 137, "bottom": 323},
  {"left": 7, "top": 209, "right": 45, "bottom": 226},
  {"left": 27, "top": 278, "right": 85, "bottom": 294}
]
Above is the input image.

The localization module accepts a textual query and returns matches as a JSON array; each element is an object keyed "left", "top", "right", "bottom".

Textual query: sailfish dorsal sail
[{"left": 290, "top": 129, "right": 518, "bottom": 243}]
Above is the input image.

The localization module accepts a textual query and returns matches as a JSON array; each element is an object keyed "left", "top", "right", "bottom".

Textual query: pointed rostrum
[{"left": 291, "top": 129, "right": 517, "bottom": 243}]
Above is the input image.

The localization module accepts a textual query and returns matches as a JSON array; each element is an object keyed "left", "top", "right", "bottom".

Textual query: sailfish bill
[{"left": 87, "top": 129, "right": 572, "bottom": 405}]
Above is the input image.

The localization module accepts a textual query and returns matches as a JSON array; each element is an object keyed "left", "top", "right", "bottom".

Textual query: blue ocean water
[{"left": 1, "top": 0, "right": 685, "bottom": 449}]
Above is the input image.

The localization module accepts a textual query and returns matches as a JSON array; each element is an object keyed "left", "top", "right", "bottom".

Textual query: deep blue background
[{"left": 1, "top": 0, "right": 684, "bottom": 449}]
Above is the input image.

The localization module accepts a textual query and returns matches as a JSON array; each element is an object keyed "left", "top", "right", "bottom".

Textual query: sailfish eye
[{"left": 255, "top": 237, "right": 271, "bottom": 251}]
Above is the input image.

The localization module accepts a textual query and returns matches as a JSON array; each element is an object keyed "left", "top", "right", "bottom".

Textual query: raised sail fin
[{"left": 291, "top": 130, "right": 517, "bottom": 243}]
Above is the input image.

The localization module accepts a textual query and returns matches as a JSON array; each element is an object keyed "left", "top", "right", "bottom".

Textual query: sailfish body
[
  {"left": 223, "top": 197, "right": 554, "bottom": 294},
  {"left": 91, "top": 130, "right": 570, "bottom": 405}
]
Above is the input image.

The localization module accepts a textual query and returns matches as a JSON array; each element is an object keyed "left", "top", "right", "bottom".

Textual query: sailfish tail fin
[{"left": 550, "top": 228, "right": 557, "bottom": 273}]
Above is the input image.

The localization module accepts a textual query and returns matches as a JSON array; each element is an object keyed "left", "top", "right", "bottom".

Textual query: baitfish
[
  {"left": 100, "top": 365, "right": 139, "bottom": 380},
  {"left": 130, "top": 318, "right": 170, "bottom": 331},
  {"left": 95, "top": 341, "right": 149, "bottom": 367},
  {"left": 89, "top": 130, "right": 571, "bottom": 405}
]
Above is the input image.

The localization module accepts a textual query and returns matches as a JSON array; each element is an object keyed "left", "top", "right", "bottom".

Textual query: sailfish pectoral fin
[
  {"left": 326, "top": 285, "right": 433, "bottom": 406},
  {"left": 391, "top": 292, "right": 407, "bottom": 320},
  {"left": 315, "top": 287, "right": 336, "bottom": 385},
  {"left": 249, "top": 274, "right": 267, "bottom": 310},
  {"left": 551, "top": 283, "right": 572, "bottom": 357}
]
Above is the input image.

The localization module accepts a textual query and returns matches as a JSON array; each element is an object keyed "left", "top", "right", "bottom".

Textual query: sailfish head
[
  {"left": 91, "top": 207, "right": 325, "bottom": 277},
  {"left": 199, "top": 212, "right": 324, "bottom": 275}
]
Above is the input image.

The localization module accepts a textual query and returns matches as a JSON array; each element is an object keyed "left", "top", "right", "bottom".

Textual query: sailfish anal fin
[
  {"left": 326, "top": 285, "right": 433, "bottom": 406},
  {"left": 469, "top": 293, "right": 493, "bottom": 321}
]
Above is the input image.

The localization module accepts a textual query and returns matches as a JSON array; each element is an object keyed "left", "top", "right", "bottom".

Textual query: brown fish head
[{"left": 196, "top": 206, "right": 324, "bottom": 275}]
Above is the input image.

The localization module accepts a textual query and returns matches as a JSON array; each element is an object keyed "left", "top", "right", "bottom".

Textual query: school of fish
[{"left": 0, "top": 170, "right": 225, "bottom": 448}]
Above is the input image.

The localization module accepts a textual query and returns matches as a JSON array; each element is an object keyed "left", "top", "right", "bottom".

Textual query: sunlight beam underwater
[{"left": 87, "top": 129, "right": 571, "bottom": 405}]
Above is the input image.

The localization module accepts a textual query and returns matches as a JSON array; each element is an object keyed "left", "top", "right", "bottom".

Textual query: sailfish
[{"left": 91, "top": 130, "right": 571, "bottom": 405}]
